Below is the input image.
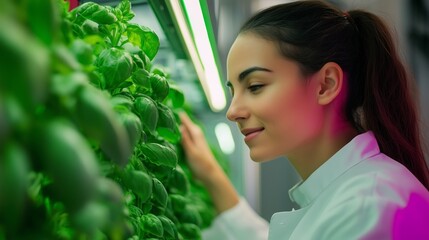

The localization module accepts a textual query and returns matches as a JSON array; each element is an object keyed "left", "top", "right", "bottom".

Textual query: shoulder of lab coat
[
  {"left": 202, "top": 197, "right": 269, "bottom": 240},
  {"left": 287, "top": 153, "right": 429, "bottom": 240}
]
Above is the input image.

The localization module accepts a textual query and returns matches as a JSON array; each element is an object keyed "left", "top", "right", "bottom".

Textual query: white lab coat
[{"left": 202, "top": 132, "right": 429, "bottom": 240}]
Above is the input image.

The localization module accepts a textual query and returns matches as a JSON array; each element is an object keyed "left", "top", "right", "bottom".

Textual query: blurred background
[{"left": 82, "top": 0, "right": 429, "bottom": 221}]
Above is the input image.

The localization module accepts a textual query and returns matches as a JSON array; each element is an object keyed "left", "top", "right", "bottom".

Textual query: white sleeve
[{"left": 202, "top": 197, "right": 269, "bottom": 240}]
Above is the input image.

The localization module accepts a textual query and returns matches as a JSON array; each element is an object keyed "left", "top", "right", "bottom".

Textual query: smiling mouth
[{"left": 241, "top": 127, "right": 264, "bottom": 141}]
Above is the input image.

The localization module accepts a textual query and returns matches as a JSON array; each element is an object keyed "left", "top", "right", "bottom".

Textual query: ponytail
[{"left": 349, "top": 10, "right": 429, "bottom": 190}]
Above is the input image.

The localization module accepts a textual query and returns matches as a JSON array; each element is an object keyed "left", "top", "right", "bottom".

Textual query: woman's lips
[{"left": 241, "top": 127, "right": 264, "bottom": 142}]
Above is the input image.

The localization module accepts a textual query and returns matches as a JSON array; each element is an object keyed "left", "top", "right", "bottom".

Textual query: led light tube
[{"left": 169, "top": 0, "right": 226, "bottom": 112}]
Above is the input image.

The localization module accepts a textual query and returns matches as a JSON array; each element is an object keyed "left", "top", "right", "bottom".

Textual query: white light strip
[
  {"left": 169, "top": 1, "right": 206, "bottom": 95},
  {"left": 182, "top": 0, "right": 226, "bottom": 112},
  {"left": 215, "top": 122, "right": 235, "bottom": 154},
  {"left": 170, "top": 0, "right": 226, "bottom": 112}
]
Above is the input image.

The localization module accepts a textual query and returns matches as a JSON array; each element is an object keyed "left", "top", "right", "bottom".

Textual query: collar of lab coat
[{"left": 288, "top": 131, "right": 380, "bottom": 208}]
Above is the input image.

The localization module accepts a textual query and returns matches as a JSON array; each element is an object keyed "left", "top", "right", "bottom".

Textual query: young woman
[{"left": 180, "top": 1, "right": 429, "bottom": 239}]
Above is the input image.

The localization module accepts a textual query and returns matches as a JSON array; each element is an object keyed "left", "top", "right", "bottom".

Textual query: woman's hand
[
  {"left": 179, "top": 112, "right": 221, "bottom": 185},
  {"left": 179, "top": 112, "right": 239, "bottom": 213}
]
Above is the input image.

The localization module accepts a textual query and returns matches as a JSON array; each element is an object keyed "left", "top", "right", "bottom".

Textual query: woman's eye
[{"left": 248, "top": 84, "right": 264, "bottom": 93}]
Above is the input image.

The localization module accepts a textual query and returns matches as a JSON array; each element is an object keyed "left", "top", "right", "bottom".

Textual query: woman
[{"left": 180, "top": 1, "right": 429, "bottom": 239}]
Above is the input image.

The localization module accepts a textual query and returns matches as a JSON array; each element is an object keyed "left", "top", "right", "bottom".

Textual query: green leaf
[
  {"left": 26, "top": 0, "right": 60, "bottom": 46},
  {"left": 116, "top": 79, "right": 133, "bottom": 89},
  {"left": 123, "top": 42, "right": 142, "bottom": 55},
  {"left": 53, "top": 44, "right": 82, "bottom": 73},
  {"left": 117, "top": 110, "right": 143, "bottom": 148},
  {"left": 90, "top": 7, "right": 117, "bottom": 25},
  {"left": 156, "top": 103, "right": 180, "bottom": 143},
  {"left": 169, "top": 194, "right": 187, "bottom": 214},
  {"left": 81, "top": 19, "right": 99, "bottom": 35},
  {"left": 88, "top": 71, "right": 105, "bottom": 89},
  {"left": 187, "top": 195, "right": 216, "bottom": 228},
  {"left": 83, "top": 35, "right": 106, "bottom": 54},
  {"left": 51, "top": 72, "right": 87, "bottom": 111},
  {"left": 72, "top": 2, "right": 98, "bottom": 17},
  {"left": 72, "top": 2, "right": 99, "bottom": 25},
  {"left": 95, "top": 48, "right": 133, "bottom": 89},
  {"left": 69, "top": 39, "right": 94, "bottom": 65},
  {"left": 150, "top": 74, "right": 169, "bottom": 102},
  {"left": 0, "top": 96, "right": 28, "bottom": 141},
  {"left": 157, "top": 215, "right": 178, "bottom": 239},
  {"left": 0, "top": 19, "right": 50, "bottom": 110},
  {"left": 71, "top": 200, "right": 110, "bottom": 234},
  {"left": 140, "top": 51, "right": 152, "bottom": 71},
  {"left": 166, "top": 84, "right": 185, "bottom": 109},
  {"left": 116, "top": 0, "right": 135, "bottom": 21},
  {"left": 74, "top": 3, "right": 117, "bottom": 25},
  {"left": 96, "top": 177, "right": 125, "bottom": 208},
  {"left": 151, "top": 66, "right": 168, "bottom": 78},
  {"left": 151, "top": 178, "right": 168, "bottom": 212},
  {"left": 34, "top": 119, "right": 100, "bottom": 212},
  {"left": 134, "top": 96, "right": 158, "bottom": 135},
  {"left": 51, "top": 72, "right": 87, "bottom": 97},
  {"left": 0, "top": 142, "right": 30, "bottom": 231},
  {"left": 140, "top": 143, "right": 177, "bottom": 169},
  {"left": 131, "top": 54, "right": 144, "bottom": 70},
  {"left": 111, "top": 94, "right": 134, "bottom": 110},
  {"left": 97, "top": 24, "right": 111, "bottom": 38},
  {"left": 145, "top": 163, "right": 174, "bottom": 181},
  {"left": 0, "top": 97, "right": 10, "bottom": 147},
  {"left": 126, "top": 23, "right": 159, "bottom": 60},
  {"left": 167, "top": 165, "right": 190, "bottom": 195},
  {"left": 140, "top": 214, "right": 163, "bottom": 238},
  {"left": 74, "top": 85, "right": 132, "bottom": 167},
  {"left": 178, "top": 223, "right": 201, "bottom": 240},
  {"left": 156, "top": 103, "right": 176, "bottom": 129},
  {"left": 123, "top": 170, "right": 153, "bottom": 203},
  {"left": 179, "top": 205, "right": 203, "bottom": 227},
  {"left": 164, "top": 201, "right": 178, "bottom": 224},
  {"left": 132, "top": 69, "right": 151, "bottom": 88},
  {"left": 123, "top": 12, "right": 136, "bottom": 22}
]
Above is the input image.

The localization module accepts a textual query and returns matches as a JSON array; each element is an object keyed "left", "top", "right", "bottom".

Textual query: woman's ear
[{"left": 316, "top": 62, "right": 344, "bottom": 105}]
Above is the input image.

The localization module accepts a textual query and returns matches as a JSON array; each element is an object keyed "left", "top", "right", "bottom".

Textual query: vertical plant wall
[{"left": 0, "top": 0, "right": 219, "bottom": 239}]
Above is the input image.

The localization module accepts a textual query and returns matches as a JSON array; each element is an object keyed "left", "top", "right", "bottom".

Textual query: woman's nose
[{"left": 226, "top": 97, "right": 248, "bottom": 122}]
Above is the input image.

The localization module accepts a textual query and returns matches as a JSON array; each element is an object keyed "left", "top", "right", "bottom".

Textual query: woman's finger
[
  {"left": 179, "top": 113, "right": 195, "bottom": 143},
  {"left": 180, "top": 125, "right": 193, "bottom": 150},
  {"left": 179, "top": 112, "right": 192, "bottom": 126},
  {"left": 179, "top": 112, "right": 200, "bottom": 136}
]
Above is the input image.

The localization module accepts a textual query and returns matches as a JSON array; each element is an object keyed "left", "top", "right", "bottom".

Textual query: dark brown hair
[{"left": 240, "top": 0, "right": 429, "bottom": 189}]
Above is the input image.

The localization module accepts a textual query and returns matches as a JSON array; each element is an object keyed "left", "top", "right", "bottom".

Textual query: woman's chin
[{"left": 249, "top": 151, "right": 277, "bottom": 163}]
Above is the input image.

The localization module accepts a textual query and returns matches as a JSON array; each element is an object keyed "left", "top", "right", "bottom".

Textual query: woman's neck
[{"left": 287, "top": 122, "right": 358, "bottom": 181}]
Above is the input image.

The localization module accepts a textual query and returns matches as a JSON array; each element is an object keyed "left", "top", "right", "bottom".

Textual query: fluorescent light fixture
[
  {"left": 169, "top": 0, "right": 226, "bottom": 112},
  {"left": 215, "top": 122, "right": 235, "bottom": 154}
]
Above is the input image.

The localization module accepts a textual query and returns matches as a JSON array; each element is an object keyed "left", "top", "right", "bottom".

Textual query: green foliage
[{"left": 0, "top": 0, "right": 220, "bottom": 239}]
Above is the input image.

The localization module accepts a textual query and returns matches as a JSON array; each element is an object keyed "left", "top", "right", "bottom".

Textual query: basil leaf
[
  {"left": 156, "top": 103, "right": 180, "bottom": 143},
  {"left": 126, "top": 23, "right": 159, "bottom": 60},
  {"left": 134, "top": 96, "right": 158, "bottom": 135},
  {"left": 95, "top": 48, "right": 133, "bottom": 90},
  {"left": 140, "top": 213, "right": 163, "bottom": 238},
  {"left": 123, "top": 170, "right": 153, "bottom": 203},
  {"left": 140, "top": 143, "right": 177, "bottom": 169}
]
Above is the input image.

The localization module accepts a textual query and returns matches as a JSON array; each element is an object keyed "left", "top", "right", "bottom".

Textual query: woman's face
[{"left": 226, "top": 33, "right": 324, "bottom": 162}]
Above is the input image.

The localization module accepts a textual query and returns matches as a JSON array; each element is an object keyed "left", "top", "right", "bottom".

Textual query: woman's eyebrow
[
  {"left": 226, "top": 66, "right": 273, "bottom": 87},
  {"left": 238, "top": 66, "right": 272, "bottom": 82}
]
